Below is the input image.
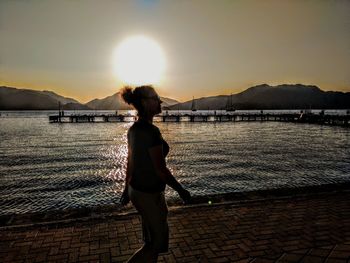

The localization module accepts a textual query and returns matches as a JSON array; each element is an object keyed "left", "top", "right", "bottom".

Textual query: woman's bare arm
[
  {"left": 125, "top": 145, "right": 132, "bottom": 185},
  {"left": 149, "top": 145, "right": 191, "bottom": 203},
  {"left": 120, "top": 145, "right": 132, "bottom": 205}
]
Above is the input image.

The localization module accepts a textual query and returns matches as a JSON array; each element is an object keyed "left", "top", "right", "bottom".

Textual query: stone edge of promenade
[{"left": 1, "top": 182, "right": 350, "bottom": 229}]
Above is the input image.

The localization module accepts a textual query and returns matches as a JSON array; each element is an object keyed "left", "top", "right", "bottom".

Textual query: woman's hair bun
[{"left": 120, "top": 86, "right": 134, "bottom": 105}]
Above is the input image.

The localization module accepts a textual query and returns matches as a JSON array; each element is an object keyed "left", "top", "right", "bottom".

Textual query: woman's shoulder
[
  {"left": 149, "top": 123, "right": 161, "bottom": 133},
  {"left": 129, "top": 121, "right": 160, "bottom": 134}
]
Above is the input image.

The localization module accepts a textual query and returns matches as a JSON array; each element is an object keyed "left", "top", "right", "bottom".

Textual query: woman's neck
[{"left": 138, "top": 115, "right": 153, "bottom": 124}]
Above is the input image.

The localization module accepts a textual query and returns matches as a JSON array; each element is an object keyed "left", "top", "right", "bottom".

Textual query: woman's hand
[
  {"left": 120, "top": 187, "right": 130, "bottom": 206},
  {"left": 178, "top": 189, "right": 191, "bottom": 205}
]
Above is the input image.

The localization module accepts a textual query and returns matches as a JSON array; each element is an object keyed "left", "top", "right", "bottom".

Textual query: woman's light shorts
[{"left": 128, "top": 185, "right": 169, "bottom": 253}]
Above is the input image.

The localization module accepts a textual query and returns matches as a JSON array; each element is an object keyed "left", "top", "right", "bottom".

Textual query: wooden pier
[
  {"left": 49, "top": 112, "right": 350, "bottom": 127},
  {"left": 49, "top": 114, "right": 137, "bottom": 123}
]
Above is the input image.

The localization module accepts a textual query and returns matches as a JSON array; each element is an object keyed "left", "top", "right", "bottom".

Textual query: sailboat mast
[{"left": 191, "top": 96, "right": 196, "bottom": 111}]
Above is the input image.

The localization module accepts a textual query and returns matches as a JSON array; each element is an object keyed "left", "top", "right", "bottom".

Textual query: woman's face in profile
[{"left": 143, "top": 89, "right": 162, "bottom": 115}]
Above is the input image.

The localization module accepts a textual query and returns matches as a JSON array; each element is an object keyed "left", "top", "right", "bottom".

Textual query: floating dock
[{"left": 49, "top": 112, "right": 350, "bottom": 127}]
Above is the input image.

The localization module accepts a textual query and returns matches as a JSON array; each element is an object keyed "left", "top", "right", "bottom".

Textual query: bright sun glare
[{"left": 113, "top": 35, "right": 166, "bottom": 86}]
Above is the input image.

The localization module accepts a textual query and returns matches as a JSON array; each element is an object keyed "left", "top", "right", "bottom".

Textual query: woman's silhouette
[{"left": 120, "top": 85, "right": 191, "bottom": 263}]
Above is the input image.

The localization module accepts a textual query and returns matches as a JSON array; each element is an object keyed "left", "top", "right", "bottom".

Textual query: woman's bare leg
[{"left": 127, "top": 244, "right": 158, "bottom": 263}]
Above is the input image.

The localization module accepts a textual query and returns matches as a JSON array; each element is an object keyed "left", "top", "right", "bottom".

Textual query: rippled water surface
[{"left": 0, "top": 112, "right": 349, "bottom": 215}]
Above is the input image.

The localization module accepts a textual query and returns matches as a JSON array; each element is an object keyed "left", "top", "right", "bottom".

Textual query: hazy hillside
[
  {"left": 61, "top": 102, "right": 91, "bottom": 110},
  {"left": 1, "top": 84, "right": 349, "bottom": 110},
  {"left": 0, "top": 86, "right": 90, "bottom": 110},
  {"left": 85, "top": 93, "right": 129, "bottom": 110},
  {"left": 169, "top": 84, "right": 350, "bottom": 110},
  {"left": 0, "top": 86, "right": 179, "bottom": 110},
  {"left": 41, "top": 90, "right": 79, "bottom": 105},
  {"left": 160, "top": 97, "right": 179, "bottom": 108},
  {"left": 85, "top": 92, "right": 179, "bottom": 110},
  {"left": 168, "top": 95, "right": 228, "bottom": 110}
]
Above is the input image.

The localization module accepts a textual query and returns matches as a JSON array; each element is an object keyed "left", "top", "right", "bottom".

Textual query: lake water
[{"left": 0, "top": 111, "right": 349, "bottom": 215}]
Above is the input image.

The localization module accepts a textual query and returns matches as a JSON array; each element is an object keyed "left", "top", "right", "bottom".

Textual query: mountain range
[
  {"left": 0, "top": 86, "right": 179, "bottom": 110},
  {"left": 0, "top": 84, "right": 349, "bottom": 110},
  {"left": 0, "top": 86, "right": 90, "bottom": 110},
  {"left": 85, "top": 93, "right": 179, "bottom": 110},
  {"left": 169, "top": 84, "right": 350, "bottom": 110}
]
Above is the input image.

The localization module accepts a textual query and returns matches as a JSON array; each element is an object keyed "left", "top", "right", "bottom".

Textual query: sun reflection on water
[{"left": 103, "top": 131, "right": 128, "bottom": 194}]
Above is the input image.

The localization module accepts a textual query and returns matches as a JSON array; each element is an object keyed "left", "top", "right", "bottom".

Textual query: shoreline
[{"left": 1, "top": 181, "right": 349, "bottom": 229}]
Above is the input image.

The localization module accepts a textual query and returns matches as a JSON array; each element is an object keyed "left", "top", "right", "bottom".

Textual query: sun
[{"left": 113, "top": 35, "right": 166, "bottom": 86}]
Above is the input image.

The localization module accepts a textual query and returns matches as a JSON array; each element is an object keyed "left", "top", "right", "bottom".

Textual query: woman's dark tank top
[{"left": 127, "top": 120, "right": 168, "bottom": 193}]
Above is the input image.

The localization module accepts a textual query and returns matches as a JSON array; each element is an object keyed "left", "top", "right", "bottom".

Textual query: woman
[{"left": 120, "top": 85, "right": 191, "bottom": 263}]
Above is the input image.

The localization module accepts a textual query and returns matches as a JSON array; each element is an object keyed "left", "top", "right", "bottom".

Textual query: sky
[{"left": 1, "top": 0, "right": 349, "bottom": 103}]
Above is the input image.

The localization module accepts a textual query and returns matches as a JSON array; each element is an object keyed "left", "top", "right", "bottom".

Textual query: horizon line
[{"left": 1, "top": 83, "right": 349, "bottom": 104}]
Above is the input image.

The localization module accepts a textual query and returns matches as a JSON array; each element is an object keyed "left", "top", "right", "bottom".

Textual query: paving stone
[
  {"left": 0, "top": 191, "right": 349, "bottom": 262},
  {"left": 324, "top": 259, "right": 348, "bottom": 263}
]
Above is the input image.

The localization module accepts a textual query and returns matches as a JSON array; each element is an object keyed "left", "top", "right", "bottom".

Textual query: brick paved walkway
[{"left": 1, "top": 191, "right": 350, "bottom": 263}]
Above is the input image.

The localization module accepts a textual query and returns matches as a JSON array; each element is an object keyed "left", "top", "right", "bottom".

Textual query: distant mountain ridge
[
  {"left": 0, "top": 86, "right": 179, "bottom": 110},
  {"left": 86, "top": 93, "right": 129, "bottom": 110},
  {"left": 1, "top": 84, "right": 349, "bottom": 110},
  {"left": 169, "top": 84, "right": 350, "bottom": 110},
  {"left": 85, "top": 93, "right": 179, "bottom": 110},
  {"left": 41, "top": 90, "right": 79, "bottom": 105},
  {"left": 0, "top": 86, "right": 90, "bottom": 110}
]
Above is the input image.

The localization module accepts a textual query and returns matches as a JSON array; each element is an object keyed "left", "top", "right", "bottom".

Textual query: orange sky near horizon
[{"left": 1, "top": 0, "right": 349, "bottom": 103}]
